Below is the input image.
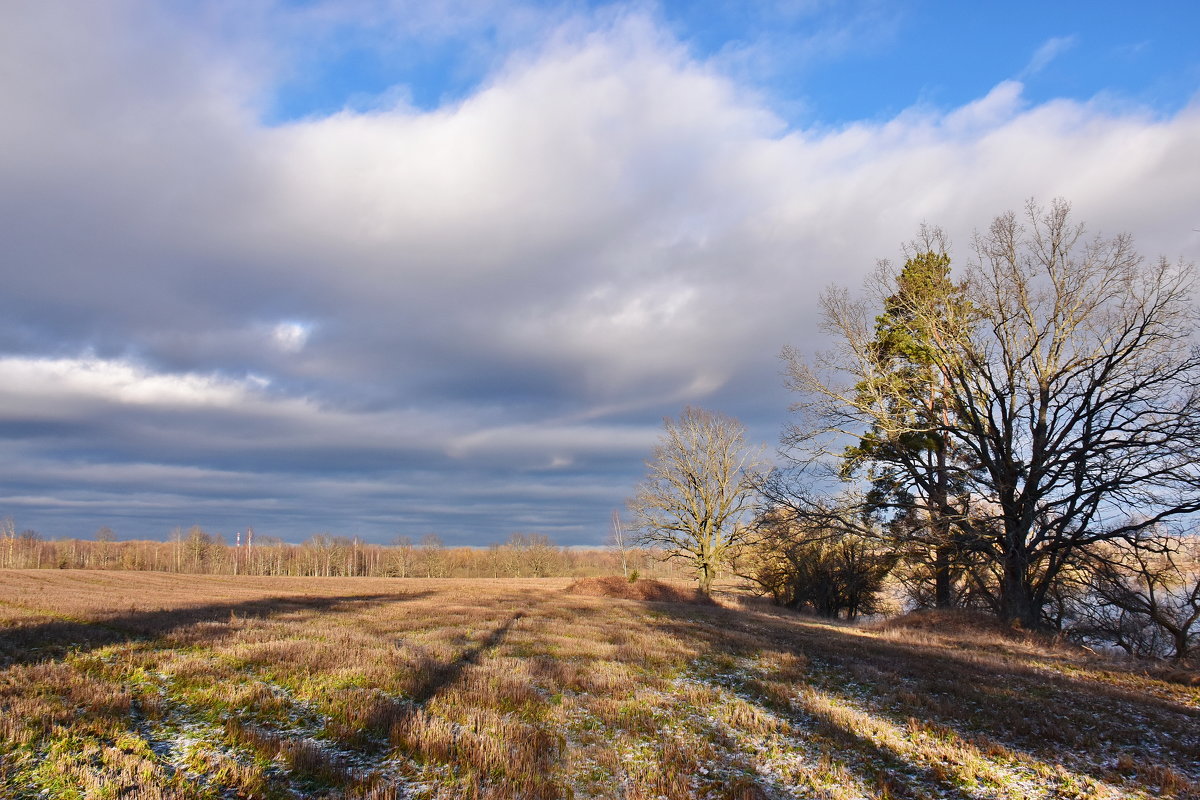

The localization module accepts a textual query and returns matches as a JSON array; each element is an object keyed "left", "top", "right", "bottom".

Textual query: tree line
[
  {"left": 0, "top": 520, "right": 678, "bottom": 581},
  {"left": 629, "top": 199, "right": 1200, "bottom": 659}
]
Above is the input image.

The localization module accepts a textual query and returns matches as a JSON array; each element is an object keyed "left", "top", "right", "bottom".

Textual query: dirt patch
[{"left": 564, "top": 576, "right": 715, "bottom": 605}]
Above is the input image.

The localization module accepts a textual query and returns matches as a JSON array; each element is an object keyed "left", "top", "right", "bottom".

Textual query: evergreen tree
[{"left": 843, "top": 246, "right": 975, "bottom": 608}]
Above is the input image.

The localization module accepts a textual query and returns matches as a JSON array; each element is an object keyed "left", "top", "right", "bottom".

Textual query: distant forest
[{"left": 0, "top": 523, "right": 676, "bottom": 580}]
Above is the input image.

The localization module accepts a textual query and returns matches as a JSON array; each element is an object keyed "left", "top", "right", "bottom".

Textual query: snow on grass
[{"left": 1, "top": 573, "right": 1196, "bottom": 799}]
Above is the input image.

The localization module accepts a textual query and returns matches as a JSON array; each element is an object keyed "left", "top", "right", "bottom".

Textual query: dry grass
[
  {"left": 564, "top": 576, "right": 716, "bottom": 604},
  {"left": 0, "top": 569, "right": 1197, "bottom": 799}
]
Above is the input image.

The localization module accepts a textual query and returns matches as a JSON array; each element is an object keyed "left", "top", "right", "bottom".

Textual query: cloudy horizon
[{"left": 3, "top": 1, "right": 1198, "bottom": 545}]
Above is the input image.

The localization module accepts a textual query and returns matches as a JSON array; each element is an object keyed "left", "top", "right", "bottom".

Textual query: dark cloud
[{"left": 1, "top": 4, "right": 1198, "bottom": 544}]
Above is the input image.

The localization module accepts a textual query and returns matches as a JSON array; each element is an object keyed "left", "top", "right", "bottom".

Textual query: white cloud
[
  {"left": 271, "top": 322, "right": 311, "bottom": 353},
  {"left": 1021, "top": 35, "right": 1077, "bottom": 78},
  {"left": 0, "top": 356, "right": 259, "bottom": 411},
  {"left": 1, "top": 5, "right": 1198, "bottom": 541}
]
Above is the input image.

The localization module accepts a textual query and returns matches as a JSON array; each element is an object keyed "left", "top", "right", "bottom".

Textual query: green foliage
[
  {"left": 845, "top": 249, "right": 971, "bottom": 479},
  {"left": 841, "top": 250, "right": 980, "bottom": 610}
]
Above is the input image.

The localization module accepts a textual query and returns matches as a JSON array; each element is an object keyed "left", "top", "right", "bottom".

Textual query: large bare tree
[
  {"left": 788, "top": 199, "right": 1200, "bottom": 628},
  {"left": 629, "top": 407, "right": 762, "bottom": 594}
]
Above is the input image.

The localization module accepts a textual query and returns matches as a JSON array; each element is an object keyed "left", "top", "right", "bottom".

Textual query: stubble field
[{"left": 0, "top": 570, "right": 1196, "bottom": 799}]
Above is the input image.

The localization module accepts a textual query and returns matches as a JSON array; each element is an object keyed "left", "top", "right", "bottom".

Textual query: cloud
[
  {"left": 446, "top": 421, "right": 657, "bottom": 464},
  {"left": 271, "top": 322, "right": 312, "bottom": 353},
  {"left": 0, "top": 356, "right": 261, "bottom": 411},
  {"left": 1020, "top": 35, "right": 1078, "bottom": 78},
  {"left": 0, "top": 5, "right": 1198, "bottom": 543}
]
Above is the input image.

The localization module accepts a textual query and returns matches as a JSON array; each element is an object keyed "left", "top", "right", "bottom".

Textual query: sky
[{"left": 2, "top": 1, "right": 1199, "bottom": 546}]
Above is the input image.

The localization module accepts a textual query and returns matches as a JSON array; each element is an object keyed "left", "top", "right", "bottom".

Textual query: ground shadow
[
  {"left": 406, "top": 611, "right": 525, "bottom": 708},
  {"left": 630, "top": 595, "right": 1200, "bottom": 796},
  {"left": 0, "top": 590, "right": 435, "bottom": 666}
]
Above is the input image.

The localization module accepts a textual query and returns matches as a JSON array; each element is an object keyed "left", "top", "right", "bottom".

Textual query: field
[{"left": 0, "top": 571, "right": 1197, "bottom": 799}]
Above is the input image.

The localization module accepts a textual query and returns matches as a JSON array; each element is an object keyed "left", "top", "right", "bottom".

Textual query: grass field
[{"left": 0, "top": 570, "right": 1196, "bottom": 799}]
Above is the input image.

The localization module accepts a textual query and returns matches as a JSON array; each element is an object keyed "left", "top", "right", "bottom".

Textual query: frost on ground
[{"left": 0, "top": 571, "right": 1196, "bottom": 799}]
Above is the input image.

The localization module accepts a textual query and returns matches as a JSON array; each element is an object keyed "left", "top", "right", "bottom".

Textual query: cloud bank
[{"left": 1, "top": 3, "right": 1197, "bottom": 543}]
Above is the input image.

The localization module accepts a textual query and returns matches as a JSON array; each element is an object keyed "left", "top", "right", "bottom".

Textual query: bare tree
[
  {"left": 629, "top": 407, "right": 763, "bottom": 594},
  {"left": 1081, "top": 534, "right": 1200, "bottom": 660},
  {"left": 496, "top": 533, "right": 528, "bottom": 577},
  {"left": 2, "top": 517, "right": 16, "bottom": 569},
  {"left": 419, "top": 534, "right": 447, "bottom": 578},
  {"left": 493, "top": 532, "right": 558, "bottom": 577},
  {"left": 307, "top": 534, "right": 334, "bottom": 577},
  {"left": 787, "top": 199, "right": 1200, "bottom": 627},
  {"left": 609, "top": 510, "right": 631, "bottom": 578},
  {"left": 524, "top": 534, "right": 559, "bottom": 577},
  {"left": 387, "top": 535, "right": 416, "bottom": 577},
  {"left": 95, "top": 526, "right": 116, "bottom": 569}
]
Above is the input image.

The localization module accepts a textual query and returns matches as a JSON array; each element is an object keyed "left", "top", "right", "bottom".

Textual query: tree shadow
[
  {"left": 632, "top": 596, "right": 1200, "bottom": 794},
  {"left": 0, "top": 590, "right": 436, "bottom": 666},
  {"left": 406, "top": 611, "right": 525, "bottom": 708}
]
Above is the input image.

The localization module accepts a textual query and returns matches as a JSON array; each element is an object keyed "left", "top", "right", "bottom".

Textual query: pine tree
[{"left": 841, "top": 247, "right": 975, "bottom": 607}]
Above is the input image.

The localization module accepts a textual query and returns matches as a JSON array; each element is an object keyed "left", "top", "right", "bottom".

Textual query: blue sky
[
  {"left": 266, "top": 1, "right": 1200, "bottom": 123},
  {"left": 0, "top": 1, "right": 1198, "bottom": 545}
]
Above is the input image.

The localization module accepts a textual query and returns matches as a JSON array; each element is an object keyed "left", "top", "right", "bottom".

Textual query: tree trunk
[
  {"left": 931, "top": 413, "right": 954, "bottom": 609},
  {"left": 934, "top": 544, "right": 953, "bottom": 608},
  {"left": 999, "top": 550, "right": 1041, "bottom": 628},
  {"left": 1172, "top": 629, "right": 1190, "bottom": 661},
  {"left": 698, "top": 562, "right": 714, "bottom": 595}
]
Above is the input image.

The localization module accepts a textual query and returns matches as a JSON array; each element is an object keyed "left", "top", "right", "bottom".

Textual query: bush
[{"left": 741, "top": 514, "right": 896, "bottom": 620}]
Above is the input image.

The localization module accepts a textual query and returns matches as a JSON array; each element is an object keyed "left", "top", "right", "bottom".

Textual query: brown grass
[
  {"left": 564, "top": 575, "right": 716, "bottom": 604},
  {"left": 871, "top": 608, "right": 1069, "bottom": 645},
  {"left": 0, "top": 569, "right": 1197, "bottom": 799},
  {"left": 1145, "top": 665, "right": 1200, "bottom": 687}
]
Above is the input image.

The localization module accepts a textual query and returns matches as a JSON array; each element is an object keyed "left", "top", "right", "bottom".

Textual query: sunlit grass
[{"left": 0, "top": 569, "right": 1196, "bottom": 799}]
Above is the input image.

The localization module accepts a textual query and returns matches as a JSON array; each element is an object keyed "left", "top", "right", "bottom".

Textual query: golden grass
[
  {"left": 564, "top": 576, "right": 716, "bottom": 604},
  {"left": 0, "top": 569, "right": 1197, "bottom": 799}
]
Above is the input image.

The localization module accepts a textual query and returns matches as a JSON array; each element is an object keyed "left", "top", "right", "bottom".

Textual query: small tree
[
  {"left": 749, "top": 528, "right": 895, "bottom": 620},
  {"left": 629, "top": 407, "right": 762, "bottom": 594},
  {"left": 525, "top": 534, "right": 559, "bottom": 577},
  {"left": 609, "top": 510, "right": 631, "bottom": 578}
]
